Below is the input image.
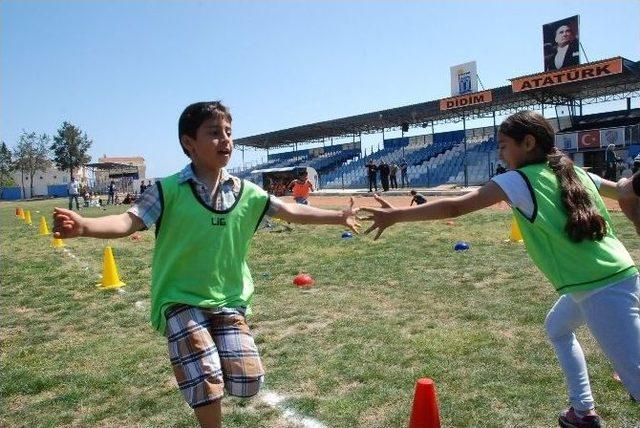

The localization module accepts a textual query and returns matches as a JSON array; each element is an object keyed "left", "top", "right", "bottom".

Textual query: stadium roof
[
  {"left": 84, "top": 161, "right": 139, "bottom": 171},
  {"left": 236, "top": 57, "right": 640, "bottom": 150}
]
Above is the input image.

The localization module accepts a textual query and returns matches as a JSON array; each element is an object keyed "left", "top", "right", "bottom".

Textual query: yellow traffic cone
[
  {"left": 24, "top": 210, "right": 32, "bottom": 225},
  {"left": 39, "top": 216, "right": 51, "bottom": 235},
  {"left": 17, "top": 207, "right": 25, "bottom": 219},
  {"left": 52, "top": 237, "right": 65, "bottom": 248},
  {"left": 97, "top": 246, "right": 125, "bottom": 289},
  {"left": 509, "top": 217, "right": 523, "bottom": 242}
]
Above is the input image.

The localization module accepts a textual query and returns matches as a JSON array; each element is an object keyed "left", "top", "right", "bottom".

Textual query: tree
[
  {"left": 51, "top": 122, "right": 92, "bottom": 181},
  {"left": 13, "top": 132, "right": 51, "bottom": 198},
  {"left": 0, "top": 141, "right": 15, "bottom": 194}
]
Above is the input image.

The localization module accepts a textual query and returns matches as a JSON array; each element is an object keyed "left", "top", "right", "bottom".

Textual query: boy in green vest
[{"left": 53, "top": 101, "right": 359, "bottom": 428}]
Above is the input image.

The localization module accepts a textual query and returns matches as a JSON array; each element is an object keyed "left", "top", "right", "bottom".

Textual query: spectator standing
[
  {"left": 390, "top": 162, "right": 399, "bottom": 189},
  {"left": 379, "top": 160, "right": 390, "bottom": 192},
  {"left": 366, "top": 159, "right": 378, "bottom": 192},
  {"left": 400, "top": 159, "right": 409, "bottom": 188},
  {"left": 68, "top": 177, "right": 80, "bottom": 211},
  {"left": 107, "top": 180, "right": 116, "bottom": 205}
]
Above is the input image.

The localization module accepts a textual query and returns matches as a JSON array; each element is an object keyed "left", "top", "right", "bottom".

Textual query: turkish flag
[{"left": 578, "top": 130, "right": 601, "bottom": 149}]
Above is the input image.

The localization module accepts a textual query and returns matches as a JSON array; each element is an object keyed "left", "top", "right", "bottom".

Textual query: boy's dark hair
[
  {"left": 178, "top": 101, "right": 232, "bottom": 157},
  {"left": 410, "top": 189, "right": 417, "bottom": 195},
  {"left": 500, "top": 110, "right": 606, "bottom": 242}
]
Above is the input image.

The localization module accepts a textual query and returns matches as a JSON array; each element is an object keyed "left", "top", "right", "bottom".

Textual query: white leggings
[{"left": 544, "top": 274, "right": 640, "bottom": 411}]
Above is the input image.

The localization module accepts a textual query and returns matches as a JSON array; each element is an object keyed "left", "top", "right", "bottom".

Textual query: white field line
[
  {"left": 260, "top": 391, "right": 328, "bottom": 428},
  {"left": 60, "top": 246, "right": 127, "bottom": 294},
  {"left": 59, "top": 243, "right": 324, "bottom": 426}
]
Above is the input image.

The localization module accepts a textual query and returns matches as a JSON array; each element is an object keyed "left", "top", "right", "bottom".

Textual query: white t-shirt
[
  {"left": 69, "top": 181, "right": 80, "bottom": 195},
  {"left": 491, "top": 170, "right": 602, "bottom": 220}
]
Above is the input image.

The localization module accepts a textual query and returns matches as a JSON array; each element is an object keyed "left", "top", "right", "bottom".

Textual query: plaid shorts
[{"left": 166, "top": 305, "right": 264, "bottom": 408}]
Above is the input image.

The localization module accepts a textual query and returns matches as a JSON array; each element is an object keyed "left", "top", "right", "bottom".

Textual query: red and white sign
[{"left": 578, "top": 130, "right": 600, "bottom": 149}]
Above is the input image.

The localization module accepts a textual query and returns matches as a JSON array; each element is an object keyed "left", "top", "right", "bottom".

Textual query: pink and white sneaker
[{"left": 558, "top": 407, "right": 602, "bottom": 428}]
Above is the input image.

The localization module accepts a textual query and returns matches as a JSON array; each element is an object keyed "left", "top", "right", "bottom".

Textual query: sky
[{"left": 2, "top": 1, "right": 639, "bottom": 178}]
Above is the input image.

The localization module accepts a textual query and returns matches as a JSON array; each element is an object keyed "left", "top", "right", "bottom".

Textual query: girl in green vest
[{"left": 362, "top": 110, "right": 639, "bottom": 428}]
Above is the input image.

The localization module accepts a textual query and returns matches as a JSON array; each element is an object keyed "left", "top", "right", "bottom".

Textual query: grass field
[{"left": 1, "top": 198, "right": 639, "bottom": 427}]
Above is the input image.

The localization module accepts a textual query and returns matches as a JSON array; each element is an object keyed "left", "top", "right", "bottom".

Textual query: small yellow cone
[
  {"left": 17, "top": 207, "right": 25, "bottom": 219},
  {"left": 24, "top": 210, "right": 32, "bottom": 225},
  {"left": 39, "top": 216, "right": 51, "bottom": 235},
  {"left": 509, "top": 217, "right": 523, "bottom": 242},
  {"left": 52, "top": 237, "right": 65, "bottom": 248},
  {"left": 97, "top": 246, "right": 125, "bottom": 289}
]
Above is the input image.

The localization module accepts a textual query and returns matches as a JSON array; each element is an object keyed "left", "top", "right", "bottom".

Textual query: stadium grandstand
[{"left": 233, "top": 56, "right": 640, "bottom": 191}]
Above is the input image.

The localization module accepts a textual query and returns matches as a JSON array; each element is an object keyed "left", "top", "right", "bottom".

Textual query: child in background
[
  {"left": 53, "top": 101, "right": 359, "bottom": 428},
  {"left": 362, "top": 110, "right": 639, "bottom": 428},
  {"left": 409, "top": 189, "right": 427, "bottom": 206},
  {"left": 288, "top": 170, "right": 314, "bottom": 204}
]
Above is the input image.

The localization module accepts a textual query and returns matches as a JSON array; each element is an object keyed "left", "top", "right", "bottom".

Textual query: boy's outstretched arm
[
  {"left": 599, "top": 175, "right": 640, "bottom": 234},
  {"left": 53, "top": 207, "right": 144, "bottom": 239},
  {"left": 271, "top": 197, "right": 361, "bottom": 233},
  {"left": 361, "top": 181, "right": 507, "bottom": 240}
]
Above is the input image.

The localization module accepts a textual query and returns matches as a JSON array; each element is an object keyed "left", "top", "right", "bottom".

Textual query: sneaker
[{"left": 558, "top": 407, "right": 602, "bottom": 428}]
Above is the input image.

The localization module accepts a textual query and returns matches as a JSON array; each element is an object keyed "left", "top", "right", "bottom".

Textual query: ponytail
[
  {"left": 500, "top": 111, "right": 607, "bottom": 242},
  {"left": 547, "top": 149, "right": 607, "bottom": 242}
]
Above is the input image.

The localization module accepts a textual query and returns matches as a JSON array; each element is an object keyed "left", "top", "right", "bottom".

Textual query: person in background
[
  {"left": 68, "top": 177, "right": 80, "bottom": 211},
  {"left": 288, "top": 170, "right": 314, "bottom": 205},
  {"left": 107, "top": 180, "right": 116, "bottom": 205},
  {"left": 366, "top": 159, "right": 378, "bottom": 192},
  {"left": 409, "top": 189, "right": 427, "bottom": 206},
  {"left": 379, "top": 159, "right": 390, "bottom": 192},
  {"left": 390, "top": 162, "right": 399, "bottom": 189},
  {"left": 400, "top": 159, "right": 409, "bottom": 188}
]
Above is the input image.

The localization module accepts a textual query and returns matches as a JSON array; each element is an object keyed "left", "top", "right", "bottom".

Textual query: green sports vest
[
  {"left": 512, "top": 163, "right": 637, "bottom": 295},
  {"left": 150, "top": 174, "right": 269, "bottom": 333}
]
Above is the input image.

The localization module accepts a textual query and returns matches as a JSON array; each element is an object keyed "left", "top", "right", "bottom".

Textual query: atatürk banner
[{"left": 511, "top": 58, "right": 623, "bottom": 93}]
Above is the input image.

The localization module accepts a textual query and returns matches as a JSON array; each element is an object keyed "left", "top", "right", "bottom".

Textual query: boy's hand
[
  {"left": 617, "top": 178, "right": 640, "bottom": 235},
  {"left": 360, "top": 196, "right": 399, "bottom": 240},
  {"left": 342, "top": 197, "right": 361, "bottom": 234},
  {"left": 53, "top": 207, "right": 85, "bottom": 239}
]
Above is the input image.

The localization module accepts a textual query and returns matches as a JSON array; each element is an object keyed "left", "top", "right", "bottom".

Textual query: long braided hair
[{"left": 500, "top": 111, "right": 606, "bottom": 242}]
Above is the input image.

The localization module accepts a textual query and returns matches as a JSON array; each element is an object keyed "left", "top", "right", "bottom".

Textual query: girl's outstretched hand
[
  {"left": 342, "top": 196, "right": 361, "bottom": 234},
  {"left": 53, "top": 207, "right": 85, "bottom": 239},
  {"left": 360, "top": 195, "right": 398, "bottom": 240}
]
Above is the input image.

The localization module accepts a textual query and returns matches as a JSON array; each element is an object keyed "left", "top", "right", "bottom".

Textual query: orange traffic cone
[
  {"left": 97, "top": 246, "right": 125, "bottom": 289},
  {"left": 24, "top": 210, "right": 32, "bottom": 225},
  {"left": 17, "top": 207, "right": 25, "bottom": 219},
  {"left": 52, "top": 237, "right": 65, "bottom": 248},
  {"left": 38, "top": 216, "right": 51, "bottom": 235},
  {"left": 509, "top": 217, "right": 523, "bottom": 242},
  {"left": 408, "top": 378, "right": 441, "bottom": 428}
]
